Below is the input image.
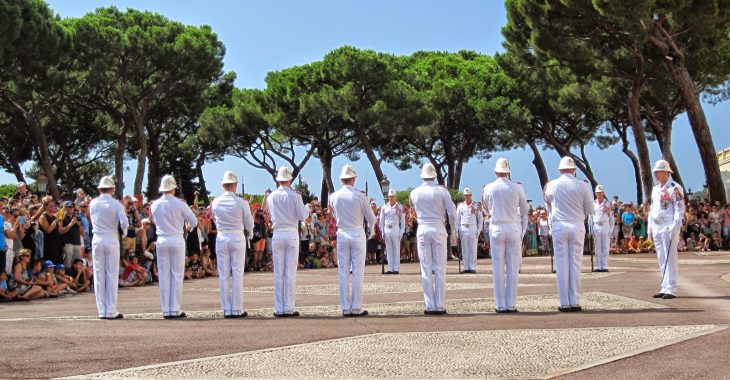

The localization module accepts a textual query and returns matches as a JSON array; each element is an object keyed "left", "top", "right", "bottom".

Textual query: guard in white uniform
[
  {"left": 648, "top": 160, "right": 685, "bottom": 299},
  {"left": 481, "top": 158, "right": 528, "bottom": 313},
  {"left": 330, "top": 164, "right": 376, "bottom": 317},
  {"left": 409, "top": 163, "right": 456, "bottom": 315},
  {"left": 543, "top": 157, "right": 593, "bottom": 312},
  {"left": 592, "top": 185, "right": 613, "bottom": 272},
  {"left": 379, "top": 188, "right": 405, "bottom": 274},
  {"left": 266, "top": 166, "right": 309, "bottom": 317},
  {"left": 456, "top": 188, "right": 483, "bottom": 273},
  {"left": 89, "top": 176, "right": 129, "bottom": 320},
  {"left": 150, "top": 175, "right": 198, "bottom": 319},
  {"left": 212, "top": 171, "right": 254, "bottom": 318}
]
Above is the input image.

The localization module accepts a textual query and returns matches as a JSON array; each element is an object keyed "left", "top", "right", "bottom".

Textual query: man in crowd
[
  {"left": 150, "top": 174, "right": 198, "bottom": 319},
  {"left": 211, "top": 170, "right": 254, "bottom": 318},
  {"left": 266, "top": 166, "right": 308, "bottom": 317},
  {"left": 592, "top": 185, "right": 614, "bottom": 272},
  {"left": 481, "top": 158, "right": 528, "bottom": 313},
  {"left": 330, "top": 164, "right": 376, "bottom": 317},
  {"left": 409, "top": 163, "right": 456, "bottom": 315},
  {"left": 648, "top": 159, "right": 685, "bottom": 300},
  {"left": 89, "top": 176, "right": 129, "bottom": 319},
  {"left": 379, "top": 189, "right": 405, "bottom": 274},
  {"left": 59, "top": 201, "right": 84, "bottom": 269},
  {"left": 12, "top": 182, "right": 31, "bottom": 201},
  {"left": 456, "top": 187, "right": 483, "bottom": 274},
  {"left": 544, "top": 157, "right": 593, "bottom": 312}
]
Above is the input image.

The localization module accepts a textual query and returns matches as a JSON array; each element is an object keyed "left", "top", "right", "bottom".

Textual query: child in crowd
[
  {"left": 54, "top": 265, "right": 77, "bottom": 294},
  {"left": 120, "top": 255, "right": 147, "bottom": 287},
  {"left": 0, "top": 269, "right": 20, "bottom": 302},
  {"left": 627, "top": 235, "right": 641, "bottom": 254},
  {"left": 201, "top": 247, "right": 218, "bottom": 277},
  {"left": 185, "top": 252, "right": 206, "bottom": 280},
  {"left": 71, "top": 259, "right": 91, "bottom": 292}
]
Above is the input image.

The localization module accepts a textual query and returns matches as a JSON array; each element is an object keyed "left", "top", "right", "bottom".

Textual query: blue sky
[{"left": 5, "top": 0, "right": 728, "bottom": 203}]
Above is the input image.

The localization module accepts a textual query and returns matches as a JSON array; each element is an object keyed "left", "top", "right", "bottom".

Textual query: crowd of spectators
[{"left": 2, "top": 180, "right": 729, "bottom": 304}]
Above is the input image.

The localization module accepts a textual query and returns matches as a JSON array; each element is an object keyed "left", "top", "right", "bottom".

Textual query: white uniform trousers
[
  {"left": 592, "top": 223, "right": 611, "bottom": 270},
  {"left": 336, "top": 228, "right": 367, "bottom": 314},
  {"left": 156, "top": 235, "right": 186, "bottom": 316},
  {"left": 489, "top": 223, "right": 521, "bottom": 311},
  {"left": 92, "top": 234, "right": 120, "bottom": 318},
  {"left": 417, "top": 225, "right": 448, "bottom": 311},
  {"left": 652, "top": 221, "right": 680, "bottom": 295},
  {"left": 458, "top": 225, "right": 478, "bottom": 271},
  {"left": 216, "top": 231, "right": 247, "bottom": 316},
  {"left": 272, "top": 230, "right": 299, "bottom": 314},
  {"left": 552, "top": 220, "right": 585, "bottom": 307},
  {"left": 383, "top": 227, "right": 401, "bottom": 272}
]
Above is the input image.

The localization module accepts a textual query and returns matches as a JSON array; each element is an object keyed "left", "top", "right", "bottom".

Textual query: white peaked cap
[
  {"left": 339, "top": 164, "right": 357, "bottom": 179},
  {"left": 221, "top": 170, "right": 238, "bottom": 185},
  {"left": 159, "top": 175, "right": 177, "bottom": 192},
  {"left": 421, "top": 163, "right": 438, "bottom": 179},
  {"left": 558, "top": 156, "right": 577, "bottom": 170},
  {"left": 276, "top": 166, "right": 293, "bottom": 182},
  {"left": 388, "top": 189, "right": 397, "bottom": 197},
  {"left": 463, "top": 187, "right": 472, "bottom": 195},
  {"left": 595, "top": 184, "right": 605, "bottom": 193},
  {"left": 652, "top": 159, "right": 673, "bottom": 173},
  {"left": 494, "top": 158, "right": 511, "bottom": 173},
  {"left": 97, "top": 176, "right": 115, "bottom": 189}
]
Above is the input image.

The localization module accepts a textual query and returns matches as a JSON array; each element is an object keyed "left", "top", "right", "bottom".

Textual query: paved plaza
[{"left": 1, "top": 252, "right": 730, "bottom": 379}]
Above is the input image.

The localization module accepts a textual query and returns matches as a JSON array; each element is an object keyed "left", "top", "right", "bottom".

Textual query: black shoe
[
  {"left": 351, "top": 310, "right": 369, "bottom": 317},
  {"left": 289, "top": 311, "right": 300, "bottom": 317},
  {"left": 385, "top": 271, "right": 393, "bottom": 274},
  {"left": 653, "top": 293, "right": 666, "bottom": 298},
  {"left": 662, "top": 294, "right": 676, "bottom": 299},
  {"left": 570, "top": 306, "right": 582, "bottom": 312},
  {"left": 225, "top": 312, "right": 248, "bottom": 319},
  {"left": 558, "top": 307, "right": 572, "bottom": 312},
  {"left": 393, "top": 271, "right": 399, "bottom": 274},
  {"left": 343, "top": 312, "right": 352, "bottom": 317},
  {"left": 494, "top": 308, "right": 508, "bottom": 314},
  {"left": 99, "top": 316, "right": 108, "bottom": 320},
  {"left": 507, "top": 309, "right": 518, "bottom": 313},
  {"left": 166, "top": 312, "right": 186, "bottom": 319},
  {"left": 274, "top": 313, "right": 286, "bottom": 318},
  {"left": 424, "top": 309, "right": 445, "bottom": 315}
]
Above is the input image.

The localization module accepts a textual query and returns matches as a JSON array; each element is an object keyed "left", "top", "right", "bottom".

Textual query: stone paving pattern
[{"left": 85, "top": 325, "right": 720, "bottom": 379}]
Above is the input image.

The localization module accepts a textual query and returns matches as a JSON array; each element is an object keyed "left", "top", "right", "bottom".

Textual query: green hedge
[{"left": 0, "top": 184, "right": 17, "bottom": 199}]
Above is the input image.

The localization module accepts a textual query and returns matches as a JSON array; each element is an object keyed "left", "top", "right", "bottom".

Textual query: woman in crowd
[
  {"left": 537, "top": 211, "right": 550, "bottom": 256},
  {"left": 38, "top": 199, "right": 63, "bottom": 264},
  {"left": 620, "top": 204, "right": 636, "bottom": 242},
  {"left": 10, "top": 250, "right": 45, "bottom": 300},
  {"left": 250, "top": 207, "right": 268, "bottom": 271},
  {"left": 525, "top": 213, "right": 538, "bottom": 255}
]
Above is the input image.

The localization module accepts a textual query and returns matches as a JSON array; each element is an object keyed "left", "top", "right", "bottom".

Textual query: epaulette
[
  {"left": 582, "top": 179, "right": 589, "bottom": 183},
  {"left": 516, "top": 181, "right": 522, "bottom": 186}
]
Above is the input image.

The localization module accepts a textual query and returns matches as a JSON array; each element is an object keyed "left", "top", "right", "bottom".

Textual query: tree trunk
[
  {"left": 453, "top": 160, "right": 464, "bottom": 190},
  {"left": 10, "top": 161, "right": 25, "bottom": 183},
  {"left": 352, "top": 124, "right": 386, "bottom": 192},
  {"left": 195, "top": 155, "right": 209, "bottom": 206},
  {"left": 319, "top": 147, "right": 335, "bottom": 208},
  {"left": 651, "top": 123, "right": 683, "bottom": 187},
  {"left": 146, "top": 128, "right": 161, "bottom": 198},
  {"left": 528, "top": 140, "right": 549, "bottom": 189},
  {"left": 615, "top": 124, "right": 643, "bottom": 203},
  {"left": 665, "top": 59, "right": 725, "bottom": 202},
  {"left": 132, "top": 117, "right": 148, "bottom": 196},
  {"left": 628, "top": 80, "right": 652, "bottom": 204},
  {"left": 28, "top": 118, "right": 60, "bottom": 200},
  {"left": 113, "top": 126, "right": 128, "bottom": 199}
]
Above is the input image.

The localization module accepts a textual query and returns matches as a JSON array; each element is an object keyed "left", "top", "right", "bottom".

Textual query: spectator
[
  {"left": 697, "top": 233, "right": 710, "bottom": 252},
  {"left": 709, "top": 231, "right": 723, "bottom": 251},
  {"left": 39, "top": 199, "right": 63, "bottom": 264},
  {"left": 119, "top": 255, "right": 147, "bottom": 287},
  {"left": 201, "top": 246, "right": 217, "bottom": 277},
  {"left": 299, "top": 216, "right": 313, "bottom": 265},
  {"left": 633, "top": 210, "right": 647, "bottom": 239},
  {"left": 3, "top": 207, "right": 17, "bottom": 274},
  {"left": 686, "top": 232, "right": 698, "bottom": 252},
  {"left": 70, "top": 258, "right": 91, "bottom": 292},
  {"left": 620, "top": 204, "right": 636, "bottom": 241},
  {"left": 73, "top": 189, "right": 86, "bottom": 207},
  {"left": 78, "top": 201, "right": 92, "bottom": 257},
  {"left": 0, "top": 269, "right": 21, "bottom": 302},
  {"left": 10, "top": 250, "right": 45, "bottom": 300},
  {"left": 12, "top": 182, "right": 31, "bottom": 201},
  {"left": 59, "top": 201, "right": 84, "bottom": 269},
  {"left": 0, "top": 207, "right": 6, "bottom": 275},
  {"left": 54, "top": 264, "right": 77, "bottom": 294},
  {"left": 250, "top": 208, "right": 267, "bottom": 271},
  {"left": 184, "top": 252, "right": 205, "bottom": 280},
  {"left": 39, "top": 260, "right": 68, "bottom": 296},
  {"left": 677, "top": 236, "right": 688, "bottom": 252},
  {"left": 627, "top": 235, "right": 641, "bottom": 253},
  {"left": 122, "top": 196, "right": 140, "bottom": 256},
  {"left": 722, "top": 204, "right": 730, "bottom": 238}
]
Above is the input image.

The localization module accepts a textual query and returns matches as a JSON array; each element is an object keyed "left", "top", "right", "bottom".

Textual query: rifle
[
  {"left": 457, "top": 228, "right": 463, "bottom": 274},
  {"left": 549, "top": 235, "right": 555, "bottom": 274},
  {"left": 589, "top": 232, "right": 595, "bottom": 272}
]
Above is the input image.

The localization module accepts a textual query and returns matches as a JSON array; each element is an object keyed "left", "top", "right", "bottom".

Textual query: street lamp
[
  {"left": 380, "top": 176, "right": 390, "bottom": 200},
  {"left": 36, "top": 174, "right": 48, "bottom": 195}
]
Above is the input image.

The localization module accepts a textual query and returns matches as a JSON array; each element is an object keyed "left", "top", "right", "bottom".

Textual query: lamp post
[
  {"left": 36, "top": 174, "right": 48, "bottom": 196},
  {"left": 380, "top": 176, "right": 390, "bottom": 201}
]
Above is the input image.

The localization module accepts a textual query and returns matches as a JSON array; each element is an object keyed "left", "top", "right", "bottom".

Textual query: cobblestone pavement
[
  {"left": 78, "top": 325, "right": 724, "bottom": 379},
  {"left": 2, "top": 253, "right": 729, "bottom": 379}
]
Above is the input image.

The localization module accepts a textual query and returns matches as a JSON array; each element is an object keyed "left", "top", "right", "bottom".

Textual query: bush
[{"left": 0, "top": 184, "right": 17, "bottom": 199}]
